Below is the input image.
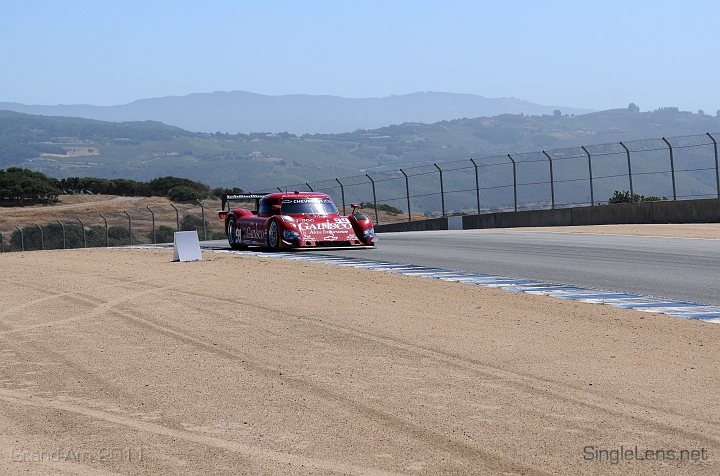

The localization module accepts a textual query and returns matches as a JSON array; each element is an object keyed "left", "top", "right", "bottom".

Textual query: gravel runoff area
[{"left": 1, "top": 240, "right": 720, "bottom": 475}]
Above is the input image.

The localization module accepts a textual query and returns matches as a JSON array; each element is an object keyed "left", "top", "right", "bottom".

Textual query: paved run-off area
[{"left": 1, "top": 248, "right": 719, "bottom": 475}]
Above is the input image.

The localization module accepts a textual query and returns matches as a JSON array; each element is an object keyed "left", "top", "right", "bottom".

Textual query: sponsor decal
[
  {"left": 334, "top": 217, "right": 350, "bottom": 223},
  {"left": 245, "top": 227, "right": 265, "bottom": 240},
  {"left": 282, "top": 198, "right": 332, "bottom": 204},
  {"left": 324, "top": 234, "right": 339, "bottom": 241},
  {"left": 298, "top": 221, "right": 353, "bottom": 231}
]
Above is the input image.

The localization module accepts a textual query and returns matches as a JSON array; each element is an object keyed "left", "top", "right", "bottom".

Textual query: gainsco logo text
[
  {"left": 245, "top": 228, "right": 265, "bottom": 239},
  {"left": 298, "top": 222, "right": 353, "bottom": 231}
]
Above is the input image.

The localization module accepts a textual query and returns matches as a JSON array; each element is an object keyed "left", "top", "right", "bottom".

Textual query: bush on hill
[{"left": 0, "top": 167, "right": 61, "bottom": 204}]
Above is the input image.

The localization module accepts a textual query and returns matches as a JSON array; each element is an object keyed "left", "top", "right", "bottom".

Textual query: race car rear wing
[{"left": 221, "top": 193, "right": 265, "bottom": 212}]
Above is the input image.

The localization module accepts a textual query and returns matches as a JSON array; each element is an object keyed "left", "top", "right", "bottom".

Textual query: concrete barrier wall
[{"left": 374, "top": 198, "right": 720, "bottom": 233}]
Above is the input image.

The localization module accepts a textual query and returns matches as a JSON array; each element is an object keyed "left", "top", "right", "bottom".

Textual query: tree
[
  {"left": 628, "top": 103, "right": 640, "bottom": 113},
  {"left": 553, "top": 110, "right": 561, "bottom": 117},
  {"left": 0, "top": 168, "right": 61, "bottom": 204},
  {"left": 168, "top": 186, "right": 205, "bottom": 202}
]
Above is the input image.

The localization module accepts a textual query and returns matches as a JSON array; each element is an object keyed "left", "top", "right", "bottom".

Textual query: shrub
[
  {"left": 608, "top": 190, "right": 667, "bottom": 204},
  {"left": 168, "top": 186, "right": 205, "bottom": 202},
  {"left": 152, "top": 225, "right": 177, "bottom": 244},
  {"left": 211, "top": 186, "right": 245, "bottom": 198}
]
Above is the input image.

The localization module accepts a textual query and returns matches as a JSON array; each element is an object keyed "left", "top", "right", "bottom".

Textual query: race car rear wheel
[
  {"left": 267, "top": 219, "right": 280, "bottom": 250},
  {"left": 227, "top": 217, "right": 247, "bottom": 250}
]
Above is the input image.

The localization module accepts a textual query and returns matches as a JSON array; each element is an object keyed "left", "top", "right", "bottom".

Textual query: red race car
[{"left": 218, "top": 191, "right": 376, "bottom": 250}]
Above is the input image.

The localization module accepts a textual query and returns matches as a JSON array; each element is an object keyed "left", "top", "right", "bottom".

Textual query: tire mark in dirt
[
  {"left": 165, "top": 287, "right": 720, "bottom": 447},
  {"left": 0, "top": 290, "right": 94, "bottom": 321},
  {"left": 0, "top": 335, "right": 150, "bottom": 417},
  {"left": 0, "top": 388, "right": 405, "bottom": 476},
  {"left": 0, "top": 281, "right": 181, "bottom": 337},
  {"left": 102, "top": 305, "right": 553, "bottom": 476}
]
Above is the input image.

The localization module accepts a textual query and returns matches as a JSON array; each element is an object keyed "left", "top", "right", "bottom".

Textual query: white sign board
[
  {"left": 447, "top": 216, "right": 463, "bottom": 231},
  {"left": 173, "top": 231, "right": 203, "bottom": 262}
]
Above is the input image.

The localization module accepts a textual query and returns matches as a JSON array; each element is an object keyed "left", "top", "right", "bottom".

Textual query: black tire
[
  {"left": 267, "top": 219, "right": 280, "bottom": 250},
  {"left": 227, "top": 217, "right": 247, "bottom": 250}
]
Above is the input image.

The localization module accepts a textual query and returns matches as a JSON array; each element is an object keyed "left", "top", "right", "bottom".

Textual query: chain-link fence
[
  {"left": 258, "top": 132, "right": 720, "bottom": 224},
  {"left": 2, "top": 132, "right": 719, "bottom": 251}
]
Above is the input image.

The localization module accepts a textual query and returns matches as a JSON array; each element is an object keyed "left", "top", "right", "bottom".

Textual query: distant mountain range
[{"left": 0, "top": 91, "right": 595, "bottom": 135}]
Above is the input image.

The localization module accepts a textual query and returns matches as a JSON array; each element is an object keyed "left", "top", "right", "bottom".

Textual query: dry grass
[{"left": 0, "top": 195, "right": 219, "bottom": 240}]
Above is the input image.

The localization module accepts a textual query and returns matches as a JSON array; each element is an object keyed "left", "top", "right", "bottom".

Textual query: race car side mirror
[{"left": 351, "top": 203, "right": 359, "bottom": 214}]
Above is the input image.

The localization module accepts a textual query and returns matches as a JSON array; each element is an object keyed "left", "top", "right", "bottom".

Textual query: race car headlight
[
  {"left": 362, "top": 228, "right": 375, "bottom": 240},
  {"left": 280, "top": 215, "right": 295, "bottom": 222},
  {"left": 283, "top": 230, "right": 301, "bottom": 240}
]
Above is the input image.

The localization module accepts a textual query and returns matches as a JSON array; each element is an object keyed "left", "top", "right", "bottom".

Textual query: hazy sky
[{"left": 1, "top": 0, "right": 718, "bottom": 113}]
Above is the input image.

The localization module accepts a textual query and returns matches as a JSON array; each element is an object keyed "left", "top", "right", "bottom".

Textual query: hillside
[
  {"left": 2, "top": 108, "right": 719, "bottom": 214},
  {"left": 0, "top": 91, "right": 594, "bottom": 135}
]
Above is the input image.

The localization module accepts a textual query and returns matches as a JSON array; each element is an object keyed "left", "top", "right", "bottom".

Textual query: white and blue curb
[{"left": 138, "top": 245, "right": 720, "bottom": 324}]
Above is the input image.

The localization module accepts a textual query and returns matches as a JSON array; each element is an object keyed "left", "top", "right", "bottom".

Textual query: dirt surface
[
  {"left": 1, "top": 248, "right": 719, "bottom": 475},
  {"left": 497, "top": 223, "right": 720, "bottom": 240}
]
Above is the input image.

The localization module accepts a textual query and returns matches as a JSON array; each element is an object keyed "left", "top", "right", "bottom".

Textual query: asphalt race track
[{"left": 205, "top": 230, "right": 720, "bottom": 306}]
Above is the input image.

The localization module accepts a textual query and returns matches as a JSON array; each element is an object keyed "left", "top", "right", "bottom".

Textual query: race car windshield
[{"left": 281, "top": 198, "right": 339, "bottom": 215}]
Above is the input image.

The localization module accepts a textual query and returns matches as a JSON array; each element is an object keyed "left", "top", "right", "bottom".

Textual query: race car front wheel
[
  {"left": 227, "top": 217, "right": 247, "bottom": 250},
  {"left": 267, "top": 219, "right": 280, "bottom": 250}
]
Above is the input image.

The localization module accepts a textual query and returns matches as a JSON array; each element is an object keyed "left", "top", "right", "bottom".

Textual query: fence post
[
  {"left": 0, "top": 231, "right": 4, "bottom": 252},
  {"left": 335, "top": 178, "right": 346, "bottom": 215},
  {"left": 433, "top": 163, "right": 446, "bottom": 217},
  {"left": 400, "top": 168, "right": 411, "bottom": 222},
  {"left": 581, "top": 146, "right": 595, "bottom": 205},
  {"left": 507, "top": 154, "right": 518, "bottom": 212},
  {"left": 15, "top": 226, "right": 24, "bottom": 251},
  {"left": 147, "top": 206, "right": 156, "bottom": 244},
  {"left": 76, "top": 218, "right": 86, "bottom": 248},
  {"left": 196, "top": 199, "right": 206, "bottom": 241},
  {"left": 707, "top": 132, "right": 719, "bottom": 199},
  {"left": 57, "top": 220, "right": 66, "bottom": 249},
  {"left": 619, "top": 142, "right": 634, "bottom": 202},
  {"left": 123, "top": 211, "right": 132, "bottom": 246},
  {"left": 542, "top": 151, "right": 555, "bottom": 209},
  {"left": 365, "top": 174, "right": 379, "bottom": 225},
  {"left": 170, "top": 204, "right": 180, "bottom": 231},
  {"left": 36, "top": 224, "right": 44, "bottom": 250},
  {"left": 100, "top": 214, "right": 109, "bottom": 247},
  {"left": 306, "top": 182, "right": 314, "bottom": 192},
  {"left": 470, "top": 158, "right": 480, "bottom": 214},
  {"left": 662, "top": 137, "right": 677, "bottom": 200}
]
